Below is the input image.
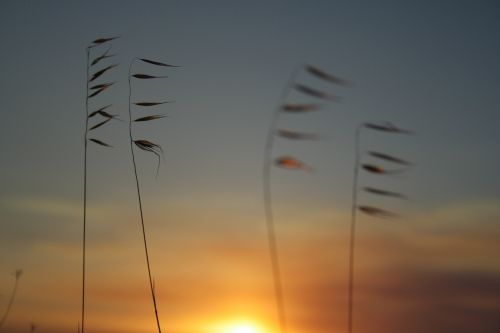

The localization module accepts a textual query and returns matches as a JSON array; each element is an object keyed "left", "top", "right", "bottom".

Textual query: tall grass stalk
[
  {"left": 81, "top": 45, "right": 90, "bottom": 333},
  {"left": 128, "top": 57, "right": 176, "bottom": 333},
  {"left": 262, "top": 64, "right": 303, "bottom": 333},
  {"left": 347, "top": 122, "right": 412, "bottom": 333},
  {"left": 347, "top": 125, "right": 361, "bottom": 333},
  {"left": 82, "top": 36, "right": 119, "bottom": 333},
  {"left": 263, "top": 64, "right": 348, "bottom": 333}
]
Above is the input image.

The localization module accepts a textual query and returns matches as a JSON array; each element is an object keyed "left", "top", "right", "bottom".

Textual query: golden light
[
  {"left": 206, "top": 318, "right": 267, "bottom": 333},
  {"left": 229, "top": 323, "right": 259, "bottom": 333}
]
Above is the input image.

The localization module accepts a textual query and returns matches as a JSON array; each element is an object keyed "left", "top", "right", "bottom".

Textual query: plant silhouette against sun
[
  {"left": 81, "top": 35, "right": 120, "bottom": 333},
  {"left": 262, "top": 64, "right": 350, "bottom": 333},
  {"left": 347, "top": 121, "right": 413, "bottom": 333},
  {"left": 128, "top": 56, "right": 178, "bottom": 333}
]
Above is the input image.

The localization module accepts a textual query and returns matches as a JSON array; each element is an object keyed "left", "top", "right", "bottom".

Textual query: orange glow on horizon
[{"left": 204, "top": 318, "right": 269, "bottom": 333}]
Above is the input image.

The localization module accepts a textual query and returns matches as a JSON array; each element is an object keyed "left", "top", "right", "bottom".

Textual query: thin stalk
[
  {"left": 0, "top": 273, "right": 21, "bottom": 328},
  {"left": 128, "top": 58, "right": 162, "bottom": 333},
  {"left": 262, "top": 64, "right": 303, "bottom": 333},
  {"left": 81, "top": 45, "right": 91, "bottom": 333},
  {"left": 347, "top": 125, "right": 362, "bottom": 333}
]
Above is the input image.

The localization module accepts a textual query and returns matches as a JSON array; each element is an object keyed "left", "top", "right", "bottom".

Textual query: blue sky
[{"left": 0, "top": 1, "right": 499, "bottom": 333}]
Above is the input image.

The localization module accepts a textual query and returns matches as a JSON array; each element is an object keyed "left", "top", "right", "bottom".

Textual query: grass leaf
[
  {"left": 134, "top": 139, "right": 163, "bottom": 174},
  {"left": 363, "top": 122, "right": 413, "bottom": 134},
  {"left": 134, "top": 115, "right": 166, "bottom": 122},
  {"left": 276, "top": 129, "right": 319, "bottom": 140},
  {"left": 91, "top": 36, "right": 120, "bottom": 45},
  {"left": 132, "top": 74, "right": 167, "bottom": 79},
  {"left": 140, "top": 58, "right": 178, "bottom": 67},
  {"left": 88, "top": 84, "right": 113, "bottom": 98},
  {"left": 274, "top": 155, "right": 313, "bottom": 172},
  {"left": 282, "top": 103, "right": 321, "bottom": 113},
  {"left": 134, "top": 101, "right": 170, "bottom": 107},
  {"left": 306, "top": 65, "right": 351, "bottom": 86},
  {"left": 88, "top": 105, "right": 111, "bottom": 118},
  {"left": 361, "top": 164, "right": 385, "bottom": 174},
  {"left": 89, "top": 118, "right": 112, "bottom": 131},
  {"left": 90, "top": 82, "right": 114, "bottom": 90},
  {"left": 358, "top": 205, "right": 398, "bottom": 218},
  {"left": 294, "top": 84, "right": 340, "bottom": 102},
  {"left": 368, "top": 151, "right": 411, "bottom": 166},
  {"left": 98, "top": 110, "right": 118, "bottom": 119},
  {"left": 89, "top": 64, "right": 118, "bottom": 82},
  {"left": 134, "top": 139, "right": 163, "bottom": 153},
  {"left": 362, "top": 163, "right": 405, "bottom": 175},
  {"left": 363, "top": 187, "right": 405, "bottom": 198},
  {"left": 91, "top": 48, "right": 115, "bottom": 66},
  {"left": 89, "top": 138, "right": 112, "bottom": 147}
]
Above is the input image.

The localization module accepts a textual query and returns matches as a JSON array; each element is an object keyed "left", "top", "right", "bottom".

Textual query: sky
[{"left": 0, "top": 0, "right": 499, "bottom": 333}]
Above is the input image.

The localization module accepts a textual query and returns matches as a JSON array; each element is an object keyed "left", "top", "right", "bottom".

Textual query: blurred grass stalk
[{"left": 262, "top": 64, "right": 349, "bottom": 333}]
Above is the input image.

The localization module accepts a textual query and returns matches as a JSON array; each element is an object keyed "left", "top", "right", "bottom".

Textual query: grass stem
[
  {"left": 128, "top": 58, "right": 163, "bottom": 333},
  {"left": 81, "top": 45, "right": 91, "bottom": 333},
  {"left": 262, "top": 64, "right": 303, "bottom": 333},
  {"left": 347, "top": 125, "right": 362, "bottom": 333}
]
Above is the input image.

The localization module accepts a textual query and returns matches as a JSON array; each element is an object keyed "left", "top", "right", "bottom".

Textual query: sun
[
  {"left": 207, "top": 319, "right": 266, "bottom": 333},
  {"left": 229, "top": 324, "right": 260, "bottom": 333}
]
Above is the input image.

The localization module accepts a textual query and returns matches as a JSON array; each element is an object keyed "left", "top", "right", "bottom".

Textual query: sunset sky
[{"left": 1, "top": 1, "right": 499, "bottom": 333}]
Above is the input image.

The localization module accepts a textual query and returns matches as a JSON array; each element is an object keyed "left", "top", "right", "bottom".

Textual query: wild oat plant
[
  {"left": 0, "top": 269, "right": 23, "bottom": 329},
  {"left": 128, "top": 56, "right": 178, "bottom": 333},
  {"left": 82, "top": 36, "right": 120, "bottom": 333},
  {"left": 347, "top": 121, "right": 413, "bottom": 333},
  {"left": 262, "top": 64, "right": 349, "bottom": 333}
]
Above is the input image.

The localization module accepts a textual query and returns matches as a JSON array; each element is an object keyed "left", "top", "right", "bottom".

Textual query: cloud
[
  {"left": 0, "top": 195, "right": 133, "bottom": 249},
  {"left": 0, "top": 195, "right": 110, "bottom": 220},
  {"left": 2, "top": 198, "right": 500, "bottom": 333},
  {"left": 270, "top": 199, "right": 500, "bottom": 333}
]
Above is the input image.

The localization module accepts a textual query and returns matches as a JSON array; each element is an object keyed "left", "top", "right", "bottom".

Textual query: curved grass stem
[
  {"left": 128, "top": 58, "right": 163, "bottom": 333},
  {"left": 262, "top": 64, "right": 303, "bottom": 333},
  {"left": 347, "top": 125, "right": 362, "bottom": 333}
]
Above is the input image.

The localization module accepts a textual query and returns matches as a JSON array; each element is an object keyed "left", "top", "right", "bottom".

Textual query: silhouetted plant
[
  {"left": 347, "top": 121, "right": 413, "bottom": 333},
  {"left": 262, "top": 64, "right": 349, "bottom": 333},
  {"left": 82, "top": 36, "right": 120, "bottom": 333},
  {"left": 128, "top": 56, "right": 178, "bottom": 333},
  {"left": 0, "top": 269, "right": 23, "bottom": 329}
]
